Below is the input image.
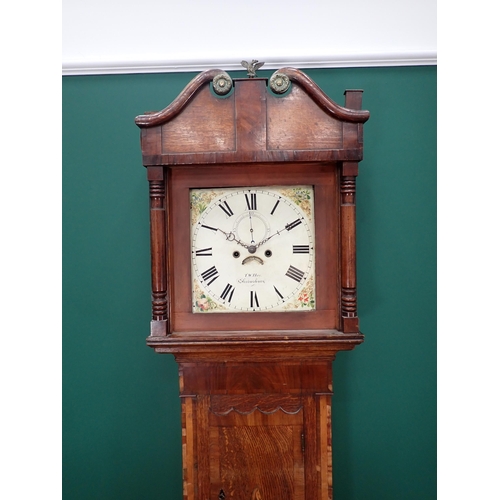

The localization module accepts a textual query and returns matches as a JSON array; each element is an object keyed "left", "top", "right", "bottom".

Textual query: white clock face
[{"left": 190, "top": 186, "right": 315, "bottom": 313}]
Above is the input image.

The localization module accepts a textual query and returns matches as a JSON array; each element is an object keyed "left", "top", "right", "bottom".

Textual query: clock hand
[
  {"left": 255, "top": 228, "right": 283, "bottom": 248},
  {"left": 247, "top": 210, "right": 255, "bottom": 244},
  {"left": 214, "top": 228, "right": 260, "bottom": 254},
  {"left": 216, "top": 228, "right": 250, "bottom": 249},
  {"left": 255, "top": 219, "right": 299, "bottom": 248}
]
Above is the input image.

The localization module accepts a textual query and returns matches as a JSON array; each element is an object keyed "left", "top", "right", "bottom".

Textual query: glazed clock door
[{"left": 168, "top": 163, "right": 341, "bottom": 334}]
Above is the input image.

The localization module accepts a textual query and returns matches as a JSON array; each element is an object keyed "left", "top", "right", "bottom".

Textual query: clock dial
[{"left": 191, "top": 186, "right": 315, "bottom": 313}]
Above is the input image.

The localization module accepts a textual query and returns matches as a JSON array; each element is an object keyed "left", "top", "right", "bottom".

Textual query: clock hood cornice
[
  {"left": 135, "top": 67, "right": 369, "bottom": 128},
  {"left": 135, "top": 67, "right": 369, "bottom": 167},
  {"left": 135, "top": 69, "right": 224, "bottom": 128}
]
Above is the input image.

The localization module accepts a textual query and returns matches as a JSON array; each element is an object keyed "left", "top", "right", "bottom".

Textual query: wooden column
[
  {"left": 340, "top": 89, "right": 364, "bottom": 333},
  {"left": 147, "top": 166, "right": 168, "bottom": 336},
  {"left": 340, "top": 165, "right": 358, "bottom": 333}
]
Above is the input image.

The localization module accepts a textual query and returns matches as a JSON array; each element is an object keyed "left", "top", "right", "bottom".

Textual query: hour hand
[{"left": 217, "top": 228, "right": 249, "bottom": 249}]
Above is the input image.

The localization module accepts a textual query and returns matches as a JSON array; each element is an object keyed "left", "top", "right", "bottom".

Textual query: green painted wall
[{"left": 63, "top": 66, "right": 436, "bottom": 499}]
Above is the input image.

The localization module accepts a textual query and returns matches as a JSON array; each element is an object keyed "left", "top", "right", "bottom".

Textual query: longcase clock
[{"left": 135, "top": 66, "right": 369, "bottom": 500}]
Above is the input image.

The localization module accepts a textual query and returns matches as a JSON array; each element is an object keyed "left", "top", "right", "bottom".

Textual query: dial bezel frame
[
  {"left": 168, "top": 162, "right": 340, "bottom": 334},
  {"left": 190, "top": 185, "right": 316, "bottom": 314}
]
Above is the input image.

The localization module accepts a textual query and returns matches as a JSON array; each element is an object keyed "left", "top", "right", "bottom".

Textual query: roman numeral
[
  {"left": 274, "top": 286, "right": 284, "bottom": 300},
  {"left": 293, "top": 245, "right": 310, "bottom": 254},
  {"left": 250, "top": 290, "right": 260, "bottom": 308},
  {"left": 220, "top": 283, "right": 235, "bottom": 303},
  {"left": 245, "top": 193, "right": 257, "bottom": 210},
  {"left": 195, "top": 247, "right": 213, "bottom": 256},
  {"left": 285, "top": 218, "right": 302, "bottom": 231},
  {"left": 270, "top": 199, "right": 280, "bottom": 215},
  {"left": 285, "top": 265, "right": 305, "bottom": 283},
  {"left": 201, "top": 224, "right": 218, "bottom": 232},
  {"left": 200, "top": 266, "right": 219, "bottom": 285},
  {"left": 218, "top": 201, "right": 234, "bottom": 217}
]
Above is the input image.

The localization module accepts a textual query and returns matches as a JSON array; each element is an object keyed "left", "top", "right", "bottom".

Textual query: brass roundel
[
  {"left": 212, "top": 73, "right": 233, "bottom": 96},
  {"left": 270, "top": 72, "right": 291, "bottom": 94}
]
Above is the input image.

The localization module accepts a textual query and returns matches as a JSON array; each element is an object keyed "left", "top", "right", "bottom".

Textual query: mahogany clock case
[{"left": 135, "top": 68, "right": 369, "bottom": 499}]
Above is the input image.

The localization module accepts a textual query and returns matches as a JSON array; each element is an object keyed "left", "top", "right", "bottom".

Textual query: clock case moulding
[{"left": 135, "top": 67, "right": 370, "bottom": 361}]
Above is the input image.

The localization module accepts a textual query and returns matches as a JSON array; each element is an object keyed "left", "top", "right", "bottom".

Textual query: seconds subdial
[{"left": 232, "top": 210, "right": 271, "bottom": 254}]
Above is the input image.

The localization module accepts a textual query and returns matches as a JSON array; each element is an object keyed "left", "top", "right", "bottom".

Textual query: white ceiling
[{"left": 62, "top": 0, "right": 436, "bottom": 75}]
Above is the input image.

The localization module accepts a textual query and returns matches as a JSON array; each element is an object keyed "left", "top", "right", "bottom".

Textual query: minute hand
[{"left": 256, "top": 219, "right": 302, "bottom": 248}]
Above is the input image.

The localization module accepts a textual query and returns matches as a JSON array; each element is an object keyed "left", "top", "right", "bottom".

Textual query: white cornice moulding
[{"left": 62, "top": 52, "right": 437, "bottom": 76}]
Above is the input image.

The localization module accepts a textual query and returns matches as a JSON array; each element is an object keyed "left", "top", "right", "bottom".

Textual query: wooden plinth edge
[{"left": 145, "top": 330, "right": 364, "bottom": 362}]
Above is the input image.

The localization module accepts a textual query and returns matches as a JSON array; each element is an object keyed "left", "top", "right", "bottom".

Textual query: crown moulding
[
  {"left": 62, "top": 51, "right": 437, "bottom": 76},
  {"left": 134, "top": 67, "right": 370, "bottom": 129}
]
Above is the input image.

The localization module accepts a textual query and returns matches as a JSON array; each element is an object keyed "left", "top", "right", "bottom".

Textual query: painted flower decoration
[{"left": 196, "top": 296, "right": 210, "bottom": 311}]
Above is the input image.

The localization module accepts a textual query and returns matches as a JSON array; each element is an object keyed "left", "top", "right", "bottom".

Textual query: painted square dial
[{"left": 191, "top": 186, "right": 315, "bottom": 313}]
